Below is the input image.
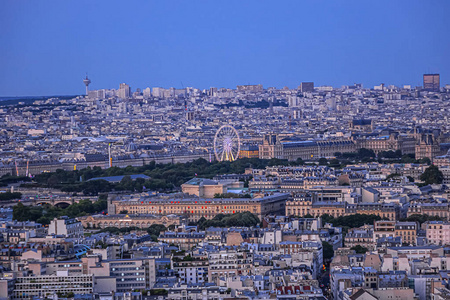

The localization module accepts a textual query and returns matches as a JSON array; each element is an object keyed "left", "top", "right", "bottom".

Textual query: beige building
[
  {"left": 181, "top": 178, "right": 244, "bottom": 198},
  {"left": 357, "top": 133, "right": 416, "bottom": 155},
  {"left": 109, "top": 193, "right": 288, "bottom": 222},
  {"left": 48, "top": 217, "right": 83, "bottom": 238},
  {"left": 78, "top": 214, "right": 182, "bottom": 229},
  {"left": 286, "top": 201, "right": 399, "bottom": 221},
  {"left": 345, "top": 225, "right": 375, "bottom": 251},
  {"left": 259, "top": 134, "right": 356, "bottom": 161},
  {"left": 426, "top": 221, "right": 450, "bottom": 246},
  {"left": 373, "top": 220, "right": 418, "bottom": 245},
  {"left": 408, "top": 202, "right": 449, "bottom": 220},
  {"left": 394, "top": 221, "right": 418, "bottom": 245},
  {"left": 373, "top": 220, "right": 396, "bottom": 243},
  {"left": 416, "top": 133, "right": 441, "bottom": 160}
]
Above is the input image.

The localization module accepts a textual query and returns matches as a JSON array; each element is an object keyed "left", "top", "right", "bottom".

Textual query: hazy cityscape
[{"left": 1, "top": 1, "right": 450, "bottom": 300}]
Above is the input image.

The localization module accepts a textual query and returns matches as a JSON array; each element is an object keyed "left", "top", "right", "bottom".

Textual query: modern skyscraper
[
  {"left": 83, "top": 74, "right": 91, "bottom": 96},
  {"left": 423, "top": 74, "right": 440, "bottom": 92}
]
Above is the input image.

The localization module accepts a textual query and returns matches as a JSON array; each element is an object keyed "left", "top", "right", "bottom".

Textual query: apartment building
[
  {"left": 425, "top": 221, "right": 450, "bottom": 246},
  {"left": 12, "top": 274, "right": 94, "bottom": 299}
]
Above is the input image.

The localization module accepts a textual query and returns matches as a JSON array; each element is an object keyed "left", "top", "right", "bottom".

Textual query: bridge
[{"left": 31, "top": 196, "right": 99, "bottom": 208}]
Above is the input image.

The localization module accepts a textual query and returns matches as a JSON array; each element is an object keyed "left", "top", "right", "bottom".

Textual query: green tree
[
  {"left": 320, "top": 214, "right": 383, "bottom": 233},
  {"left": 386, "top": 173, "right": 401, "bottom": 181},
  {"left": 13, "top": 202, "right": 29, "bottom": 221},
  {"left": 329, "top": 159, "right": 340, "bottom": 168},
  {"left": 401, "top": 154, "right": 415, "bottom": 163},
  {"left": 197, "top": 212, "right": 259, "bottom": 230},
  {"left": 150, "top": 289, "right": 168, "bottom": 296},
  {"left": 357, "top": 148, "right": 376, "bottom": 159},
  {"left": 318, "top": 158, "right": 328, "bottom": 166},
  {"left": 401, "top": 214, "right": 444, "bottom": 225},
  {"left": 420, "top": 165, "right": 443, "bottom": 185},
  {"left": 0, "top": 192, "right": 22, "bottom": 201},
  {"left": 322, "top": 241, "right": 334, "bottom": 260},
  {"left": 351, "top": 245, "right": 368, "bottom": 254}
]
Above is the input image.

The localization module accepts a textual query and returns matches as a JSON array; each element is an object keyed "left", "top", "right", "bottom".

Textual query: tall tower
[{"left": 83, "top": 74, "right": 91, "bottom": 96}]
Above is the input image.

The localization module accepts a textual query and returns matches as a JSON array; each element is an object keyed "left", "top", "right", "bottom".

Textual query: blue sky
[{"left": 1, "top": 0, "right": 449, "bottom": 96}]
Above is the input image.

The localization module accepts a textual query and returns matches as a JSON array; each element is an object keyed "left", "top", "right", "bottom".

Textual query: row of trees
[
  {"left": 98, "top": 224, "right": 167, "bottom": 242},
  {"left": 399, "top": 213, "right": 445, "bottom": 225},
  {"left": 0, "top": 192, "right": 22, "bottom": 201},
  {"left": 0, "top": 174, "right": 31, "bottom": 187},
  {"left": 13, "top": 197, "right": 107, "bottom": 225},
  {"left": 320, "top": 213, "right": 383, "bottom": 232},
  {"left": 194, "top": 212, "right": 260, "bottom": 230}
]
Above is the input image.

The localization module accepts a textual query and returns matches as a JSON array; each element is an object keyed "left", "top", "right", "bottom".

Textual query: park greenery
[
  {"left": 7, "top": 150, "right": 433, "bottom": 196},
  {"left": 0, "top": 174, "right": 31, "bottom": 187},
  {"left": 194, "top": 212, "right": 260, "bottom": 230},
  {"left": 0, "top": 191, "right": 22, "bottom": 201},
  {"left": 12, "top": 197, "right": 107, "bottom": 225},
  {"left": 23, "top": 158, "right": 295, "bottom": 195}
]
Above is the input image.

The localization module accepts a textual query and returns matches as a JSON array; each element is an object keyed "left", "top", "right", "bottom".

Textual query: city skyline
[
  {"left": 1, "top": 0, "right": 449, "bottom": 96},
  {"left": 3, "top": 1, "right": 450, "bottom": 299}
]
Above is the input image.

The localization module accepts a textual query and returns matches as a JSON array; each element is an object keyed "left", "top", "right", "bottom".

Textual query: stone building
[
  {"left": 78, "top": 214, "right": 182, "bottom": 229},
  {"left": 416, "top": 133, "right": 441, "bottom": 160},
  {"left": 259, "top": 134, "right": 356, "bottom": 161},
  {"left": 109, "top": 193, "right": 288, "bottom": 222}
]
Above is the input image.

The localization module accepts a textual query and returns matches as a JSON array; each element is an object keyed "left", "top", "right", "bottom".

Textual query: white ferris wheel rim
[{"left": 214, "top": 125, "right": 240, "bottom": 162}]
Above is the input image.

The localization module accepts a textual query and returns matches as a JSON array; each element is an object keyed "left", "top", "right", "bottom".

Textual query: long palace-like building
[
  {"left": 108, "top": 193, "right": 289, "bottom": 222},
  {"left": 78, "top": 214, "right": 183, "bottom": 229},
  {"left": 285, "top": 200, "right": 399, "bottom": 221},
  {"left": 259, "top": 134, "right": 357, "bottom": 161}
]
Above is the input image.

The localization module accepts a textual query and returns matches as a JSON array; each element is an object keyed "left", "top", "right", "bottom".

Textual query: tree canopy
[
  {"left": 98, "top": 224, "right": 166, "bottom": 241},
  {"left": 13, "top": 197, "right": 107, "bottom": 225},
  {"left": 322, "top": 241, "right": 334, "bottom": 260},
  {"left": 0, "top": 192, "right": 22, "bottom": 201},
  {"left": 195, "top": 212, "right": 260, "bottom": 230},
  {"left": 321, "top": 213, "right": 383, "bottom": 232},
  {"left": 28, "top": 158, "right": 300, "bottom": 194},
  {"left": 351, "top": 245, "right": 368, "bottom": 254},
  {"left": 420, "top": 165, "right": 443, "bottom": 185},
  {"left": 400, "top": 214, "right": 445, "bottom": 225}
]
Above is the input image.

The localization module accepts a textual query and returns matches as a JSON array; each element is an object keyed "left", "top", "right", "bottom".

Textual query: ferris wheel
[{"left": 214, "top": 125, "right": 240, "bottom": 162}]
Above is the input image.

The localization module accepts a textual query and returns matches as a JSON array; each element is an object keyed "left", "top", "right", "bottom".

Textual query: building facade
[{"left": 109, "top": 193, "right": 288, "bottom": 222}]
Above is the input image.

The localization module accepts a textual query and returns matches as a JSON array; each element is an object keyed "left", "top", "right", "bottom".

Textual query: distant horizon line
[{"left": 1, "top": 80, "right": 444, "bottom": 99}]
